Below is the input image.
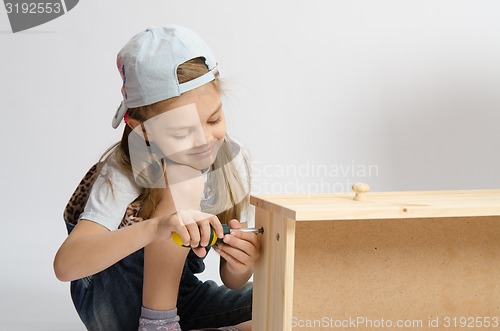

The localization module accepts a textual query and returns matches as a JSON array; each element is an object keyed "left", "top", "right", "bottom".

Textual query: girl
[{"left": 54, "top": 25, "right": 260, "bottom": 331}]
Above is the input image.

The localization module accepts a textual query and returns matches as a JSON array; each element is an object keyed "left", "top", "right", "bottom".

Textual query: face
[{"left": 129, "top": 83, "right": 226, "bottom": 171}]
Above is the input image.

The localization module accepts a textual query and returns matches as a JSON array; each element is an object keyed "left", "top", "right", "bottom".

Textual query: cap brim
[{"left": 112, "top": 101, "right": 128, "bottom": 129}]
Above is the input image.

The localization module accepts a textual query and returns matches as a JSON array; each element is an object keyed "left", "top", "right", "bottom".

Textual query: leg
[
  {"left": 70, "top": 249, "right": 144, "bottom": 331},
  {"left": 139, "top": 181, "right": 195, "bottom": 331},
  {"left": 235, "top": 321, "right": 251, "bottom": 331},
  {"left": 71, "top": 241, "right": 188, "bottom": 331},
  {"left": 139, "top": 234, "right": 189, "bottom": 331},
  {"left": 142, "top": 237, "right": 189, "bottom": 310},
  {"left": 177, "top": 280, "right": 253, "bottom": 330}
]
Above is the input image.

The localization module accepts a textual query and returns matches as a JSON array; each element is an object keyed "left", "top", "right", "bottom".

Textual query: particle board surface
[{"left": 292, "top": 217, "right": 500, "bottom": 330}]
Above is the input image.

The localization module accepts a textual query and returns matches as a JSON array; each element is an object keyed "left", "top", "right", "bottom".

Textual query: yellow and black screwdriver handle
[{"left": 171, "top": 224, "right": 264, "bottom": 248}]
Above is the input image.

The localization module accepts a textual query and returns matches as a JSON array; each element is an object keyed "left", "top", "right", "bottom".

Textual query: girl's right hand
[{"left": 153, "top": 210, "right": 224, "bottom": 257}]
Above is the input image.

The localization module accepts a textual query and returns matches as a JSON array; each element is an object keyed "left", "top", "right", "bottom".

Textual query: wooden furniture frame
[{"left": 251, "top": 189, "right": 500, "bottom": 330}]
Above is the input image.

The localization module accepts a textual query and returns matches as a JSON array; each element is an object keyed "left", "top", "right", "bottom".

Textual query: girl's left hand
[{"left": 216, "top": 219, "right": 261, "bottom": 275}]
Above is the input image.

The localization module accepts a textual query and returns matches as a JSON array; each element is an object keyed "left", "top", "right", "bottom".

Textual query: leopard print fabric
[{"left": 63, "top": 163, "right": 144, "bottom": 228}]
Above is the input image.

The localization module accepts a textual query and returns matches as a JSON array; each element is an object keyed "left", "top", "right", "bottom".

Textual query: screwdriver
[{"left": 171, "top": 224, "right": 264, "bottom": 247}]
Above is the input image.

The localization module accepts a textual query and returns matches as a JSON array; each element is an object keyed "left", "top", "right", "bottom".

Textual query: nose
[{"left": 192, "top": 125, "right": 210, "bottom": 147}]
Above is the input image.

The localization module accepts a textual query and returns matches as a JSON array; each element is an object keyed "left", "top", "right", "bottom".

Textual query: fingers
[
  {"left": 192, "top": 212, "right": 222, "bottom": 246},
  {"left": 216, "top": 245, "right": 244, "bottom": 268},
  {"left": 170, "top": 212, "right": 191, "bottom": 247},
  {"left": 203, "top": 212, "right": 224, "bottom": 239},
  {"left": 226, "top": 228, "right": 261, "bottom": 250},
  {"left": 171, "top": 224, "right": 191, "bottom": 247},
  {"left": 217, "top": 230, "right": 261, "bottom": 268},
  {"left": 219, "top": 218, "right": 261, "bottom": 255},
  {"left": 198, "top": 219, "right": 212, "bottom": 247},
  {"left": 185, "top": 221, "right": 201, "bottom": 247},
  {"left": 192, "top": 246, "right": 207, "bottom": 258},
  {"left": 217, "top": 240, "right": 258, "bottom": 270},
  {"left": 228, "top": 218, "right": 241, "bottom": 230},
  {"left": 173, "top": 210, "right": 222, "bottom": 247},
  {"left": 223, "top": 233, "right": 260, "bottom": 255}
]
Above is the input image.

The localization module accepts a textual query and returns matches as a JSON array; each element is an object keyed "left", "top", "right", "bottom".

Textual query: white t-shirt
[
  {"left": 78, "top": 155, "right": 211, "bottom": 230},
  {"left": 79, "top": 144, "right": 250, "bottom": 230},
  {"left": 79, "top": 155, "right": 142, "bottom": 230}
]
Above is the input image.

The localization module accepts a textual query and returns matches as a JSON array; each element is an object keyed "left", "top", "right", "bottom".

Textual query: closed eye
[
  {"left": 208, "top": 116, "right": 222, "bottom": 126},
  {"left": 171, "top": 129, "right": 191, "bottom": 139}
]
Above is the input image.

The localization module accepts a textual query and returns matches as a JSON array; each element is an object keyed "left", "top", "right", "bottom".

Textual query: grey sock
[
  {"left": 190, "top": 328, "right": 242, "bottom": 331},
  {"left": 138, "top": 306, "right": 182, "bottom": 331}
]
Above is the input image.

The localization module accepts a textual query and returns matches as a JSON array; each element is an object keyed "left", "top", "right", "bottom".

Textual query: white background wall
[{"left": 1, "top": 1, "right": 500, "bottom": 329}]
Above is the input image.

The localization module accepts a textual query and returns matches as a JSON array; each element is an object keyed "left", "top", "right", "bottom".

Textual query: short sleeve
[{"left": 79, "top": 156, "right": 142, "bottom": 230}]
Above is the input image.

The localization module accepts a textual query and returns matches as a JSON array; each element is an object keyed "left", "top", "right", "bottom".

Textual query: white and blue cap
[{"left": 112, "top": 25, "right": 219, "bottom": 129}]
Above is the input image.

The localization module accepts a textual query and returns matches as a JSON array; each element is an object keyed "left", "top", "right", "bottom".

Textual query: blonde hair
[{"left": 98, "top": 58, "right": 251, "bottom": 225}]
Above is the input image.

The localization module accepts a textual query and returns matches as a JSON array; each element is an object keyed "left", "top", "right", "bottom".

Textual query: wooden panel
[
  {"left": 292, "top": 216, "right": 500, "bottom": 330},
  {"left": 251, "top": 190, "right": 500, "bottom": 221},
  {"left": 252, "top": 207, "right": 271, "bottom": 330},
  {"left": 252, "top": 207, "right": 296, "bottom": 331}
]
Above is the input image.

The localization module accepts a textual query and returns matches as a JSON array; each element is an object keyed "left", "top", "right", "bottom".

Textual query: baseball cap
[{"left": 112, "top": 25, "right": 219, "bottom": 129}]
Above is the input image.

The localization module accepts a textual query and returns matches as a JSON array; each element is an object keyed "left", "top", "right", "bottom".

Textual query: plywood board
[
  {"left": 292, "top": 216, "right": 500, "bottom": 330},
  {"left": 252, "top": 207, "right": 296, "bottom": 330},
  {"left": 251, "top": 189, "right": 500, "bottom": 221}
]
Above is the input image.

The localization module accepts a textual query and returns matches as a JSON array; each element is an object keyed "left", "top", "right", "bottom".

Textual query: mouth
[{"left": 189, "top": 146, "right": 213, "bottom": 158}]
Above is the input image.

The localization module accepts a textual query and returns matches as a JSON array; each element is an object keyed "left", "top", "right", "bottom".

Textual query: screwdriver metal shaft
[{"left": 232, "top": 227, "right": 264, "bottom": 234}]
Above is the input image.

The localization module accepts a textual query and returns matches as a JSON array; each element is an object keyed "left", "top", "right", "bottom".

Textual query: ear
[{"left": 126, "top": 118, "right": 141, "bottom": 130}]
